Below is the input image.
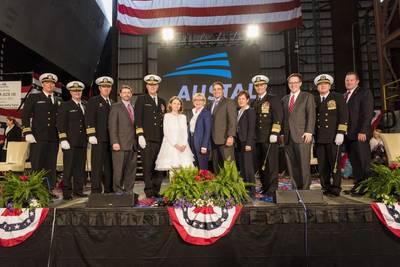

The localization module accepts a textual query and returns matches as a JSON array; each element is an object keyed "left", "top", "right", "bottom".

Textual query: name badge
[
  {"left": 327, "top": 100, "right": 336, "bottom": 110},
  {"left": 37, "top": 101, "right": 46, "bottom": 104}
]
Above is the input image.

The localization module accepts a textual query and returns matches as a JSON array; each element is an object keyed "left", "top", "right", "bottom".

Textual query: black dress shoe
[
  {"left": 350, "top": 191, "right": 365, "bottom": 197},
  {"left": 326, "top": 192, "right": 340, "bottom": 197},
  {"left": 330, "top": 191, "right": 341, "bottom": 197},
  {"left": 63, "top": 196, "right": 73, "bottom": 200},
  {"left": 73, "top": 192, "right": 88, "bottom": 198},
  {"left": 322, "top": 190, "right": 330, "bottom": 196}
]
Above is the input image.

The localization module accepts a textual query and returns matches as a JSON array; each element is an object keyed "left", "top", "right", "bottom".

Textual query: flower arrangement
[
  {"left": 0, "top": 170, "right": 50, "bottom": 209},
  {"left": 357, "top": 158, "right": 400, "bottom": 205},
  {"left": 163, "top": 160, "right": 251, "bottom": 208}
]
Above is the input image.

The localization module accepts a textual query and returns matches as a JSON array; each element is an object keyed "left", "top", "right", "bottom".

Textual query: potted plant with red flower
[
  {"left": 163, "top": 160, "right": 251, "bottom": 208},
  {"left": 357, "top": 157, "right": 400, "bottom": 205},
  {"left": 0, "top": 170, "right": 50, "bottom": 209}
]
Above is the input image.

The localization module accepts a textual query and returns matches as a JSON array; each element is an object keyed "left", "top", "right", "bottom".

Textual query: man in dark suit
[
  {"left": 282, "top": 73, "right": 316, "bottom": 190},
  {"left": 343, "top": 71, "right": 374, "bottom": 196},
  {"left": 57, "top": 81, "right": 88, "bottom": 200},
  {"left": 135, "top": 74, "right": 166, "bottom": 198},
  {"left": 85, "top": 76, "right": 114, "bottom": 194},
  {"left": 251, "top": 75, "right": 282, "bottom": 196},
  {"left": 22, "top": 73, "right": 61, "bottom": 193},
  {"left": 187, "top": 93, "right": 212, "bottom": 170},
  {"left": 109, "top": 85, "right": 137, "bottom": 194},
  {"left": 208, "top": 81, "right": 237, "bottom": 173},
  {"left": 314, "top": 74, "right": 348, "bottom": 196}
]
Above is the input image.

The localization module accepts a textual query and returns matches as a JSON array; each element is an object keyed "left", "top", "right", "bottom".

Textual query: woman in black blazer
[
  {"left": 235, "top": 91, "right": 256, "bottom": 197},
  {"left": 0, "top": 117, "right": 22, "bottom": 161}
]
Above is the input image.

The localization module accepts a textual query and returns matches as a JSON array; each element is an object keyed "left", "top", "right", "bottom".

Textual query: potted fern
[
  {"left": 357, "top": 159, "right": 400, "bottom": 205},
  {"left": 163, "top": 160, "right": 251, "bottom": 208},
  {"left": 0, "top": 170, "right": 50, "bottom": 209}
]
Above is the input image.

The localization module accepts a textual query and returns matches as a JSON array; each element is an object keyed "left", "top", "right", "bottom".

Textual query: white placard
[{"left": 0, "top": 81, "right": 22, "bottom": 108}]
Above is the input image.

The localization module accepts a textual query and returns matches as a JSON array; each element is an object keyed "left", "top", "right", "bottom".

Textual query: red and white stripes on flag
[
  {"left": 371, "top": 202, "right": 400, "bottom": 238},
  {"left": 0, "top": 208, "right": 49, "bottom": 247},
  {"left": 117, "top": 0, "right": 302, "bottom": 35}
]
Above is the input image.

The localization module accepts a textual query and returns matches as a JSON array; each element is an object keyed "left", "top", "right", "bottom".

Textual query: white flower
[{"left": 29, "top": 198, "right": 41, "bottom": 208}]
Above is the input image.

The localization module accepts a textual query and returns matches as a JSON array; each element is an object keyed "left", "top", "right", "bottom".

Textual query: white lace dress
[{"left": 155, "top": 113, "right": 194, "bottom": 170}]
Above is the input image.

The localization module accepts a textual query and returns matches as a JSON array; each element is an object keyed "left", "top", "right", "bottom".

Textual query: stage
[{"left": 1, "top": 194, "right": 400, "bottom": 267}]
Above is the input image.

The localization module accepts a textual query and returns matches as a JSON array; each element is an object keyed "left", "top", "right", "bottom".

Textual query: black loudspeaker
[
  {"left": 87, "top": 193, "right": 138, "bottom": 207},
  {"left": 275, "top": 190, "right": 324, "bottom": 204}
]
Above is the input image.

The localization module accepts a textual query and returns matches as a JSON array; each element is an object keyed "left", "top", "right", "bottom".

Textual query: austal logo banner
[{"left": 158, "top": 46, "right": 260, "bottom": 108}]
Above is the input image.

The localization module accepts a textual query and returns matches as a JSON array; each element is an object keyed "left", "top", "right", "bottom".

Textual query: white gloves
[
  {"left": 88, "top": 136, "right": 98, "bottom": 145},
  {"left": 269, "top": 135, "right": 278, "bottom": 143},
  {"left": 25, "top": 134, "right": 37, "bottom": 144},
  {"left": 335, "top": 133, "right": 344, "bottom": 146},
  {"left": 61, "top": 140, "right": 71, "bottom": 150},
  {"left": 138, "top": 136, "right": 147, "bottom": 149}
]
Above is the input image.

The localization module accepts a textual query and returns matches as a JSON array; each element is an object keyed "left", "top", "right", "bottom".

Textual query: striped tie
[{"left": 288, "top": 95, "right": 295, "bottom": 113}]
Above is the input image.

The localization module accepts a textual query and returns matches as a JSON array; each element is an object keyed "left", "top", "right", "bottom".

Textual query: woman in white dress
[{"left": 155, "top": 96, "right": 194, "bottom": 170}]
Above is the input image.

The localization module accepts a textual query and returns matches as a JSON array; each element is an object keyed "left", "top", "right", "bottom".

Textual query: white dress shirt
[
  {"left": 190, "top": 107, "right": 204, "bottom": 133},
  {"left": 72, "top": 99, "right": 85, "bottom": 114}
]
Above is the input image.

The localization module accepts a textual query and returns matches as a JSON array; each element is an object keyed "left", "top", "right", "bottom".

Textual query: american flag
[
  {"left": 117, "top": 0, "right": 302, "bottom": 35},
  {"left": 0, "top": 73, "right": 63, "bottom": 140}
]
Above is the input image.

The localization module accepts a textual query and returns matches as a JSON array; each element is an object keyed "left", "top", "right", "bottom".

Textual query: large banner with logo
[{"left": 158, "top": 46, "right": 260, "bottom": 109}]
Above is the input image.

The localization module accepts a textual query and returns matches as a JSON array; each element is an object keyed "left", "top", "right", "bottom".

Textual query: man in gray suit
[
  {"left": 108, "top": 85, "right": 137, "bottom": 194},
  {"left": 209, "top": 81, "right": 237, "bottom": 173},
  {"left": 281, "top": 73, "right": 316, "bottom": 189}
]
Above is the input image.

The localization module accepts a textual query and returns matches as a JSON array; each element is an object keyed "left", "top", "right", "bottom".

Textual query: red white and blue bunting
[
  {"left": 168, "top": 205, "right": 242, "bottom": 245},
  {"left": 0, "top": 208, "right": 49, "bottom": 247},
  {"left": 371, "top": 202, "right": 400, "bottom": 238}
]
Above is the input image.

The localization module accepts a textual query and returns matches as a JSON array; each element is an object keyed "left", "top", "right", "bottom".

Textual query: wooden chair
[
  {"left": 380, "top": 133, "right": 400, "bottom": 163},
  {"left": 0, "top": 142, "right": 30, "bottom": 172}
]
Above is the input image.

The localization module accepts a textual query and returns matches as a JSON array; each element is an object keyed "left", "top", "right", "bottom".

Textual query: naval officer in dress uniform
[
  {"left": 135, "top": 74, "right": 166, "bottom": 198},
  {"left": 22, "top": 73, "right": 61, "bottom": 194},
  {"left": 57, "top": 81, "right": 88, "bottom": 200},
  {"left": 250, "top": 75, "right": 283, "bottom": 196},
  {"left": 85, "top": 76, "right": 113, "bottom": 194},
  {"left": 314, "top": 74, "right": 348, "bottom": 196}
]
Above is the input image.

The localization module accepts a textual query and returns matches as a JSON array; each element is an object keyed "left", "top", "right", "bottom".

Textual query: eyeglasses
[{"left": 288, "top": 81, "right": 301, "bottom": 85}]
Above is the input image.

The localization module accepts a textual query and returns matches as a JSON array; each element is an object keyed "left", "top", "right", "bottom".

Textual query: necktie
[
  {"left": 321, "top": 96, "right": 325, "bottom": 103},
  {"left": 237, "top": 110, "right": 242, "bottom": 121},
  {"left": 127, "top": 103, "right": 134, "bottom": 122},
  {"left": 344, "top": 91, "right": 350, "bottom": 103},
  {"left": 152, "top": 96, "right": 158, "bottom": 106},
  {"left": 48, "top": 94, "right": 54, "bottom": 104},
  {"left": 106, "top": 99, "right": 111, "bottom": 106},
  {"left": 212, "top": 100, "right": 219, "bottom": 114},
  {"left": 77, "top": 103, "right": 85, "bottom": 115},
  {"left": 288, "top": 95, "right": 295, "bottom": 113}
]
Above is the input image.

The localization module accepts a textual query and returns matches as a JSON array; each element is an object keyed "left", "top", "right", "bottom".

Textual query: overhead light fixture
[
  {"left": 161, "top": 27, "right": 175, "bottom": 41},
  {"left": 246, "top": 24, "right": 260, "bottom": 39}
]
